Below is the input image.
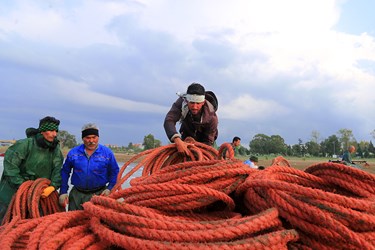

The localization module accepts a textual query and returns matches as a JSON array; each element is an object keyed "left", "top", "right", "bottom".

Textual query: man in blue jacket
[{"left": 59, "top": 123, "right": 119, "bottom": 210}]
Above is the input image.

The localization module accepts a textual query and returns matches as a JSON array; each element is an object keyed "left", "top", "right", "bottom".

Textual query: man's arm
[
  {"left": 107, "top": 152, "right": 119, "bottom": 191},
  {"left": 3, "top": 140, "right": 28, "bottom": 186},
  {"left": 206, "top": 114, "right": 218, "bottom": 146},
  {"left": 50, "top": 147, "right": 64, "bottom": 189},
  {"left": 164, "top": 98, "right": 183, "bottom": 142},
  {"left": 60, "top": 154, "right": 73, "bottom": 194}
]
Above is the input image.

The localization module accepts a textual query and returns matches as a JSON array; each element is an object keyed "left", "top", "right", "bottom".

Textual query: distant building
[
  {"left": 0, "top": 140, "right": 16, "bottom": 147},
  {"left": 132, "top": 143, "right": 144, "bottom": 149}
]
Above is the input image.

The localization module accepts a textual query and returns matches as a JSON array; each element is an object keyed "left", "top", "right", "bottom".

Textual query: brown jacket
[{"left": 164, "top": 97, "right": 218, "bottom": 146}]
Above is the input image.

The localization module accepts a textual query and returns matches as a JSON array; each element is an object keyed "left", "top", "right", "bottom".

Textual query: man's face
[
  {"left": 41, "top": 130, "right": 58, "bottom": 142},
  {"left": 234, "top": 140, "right": 241, "bottom": 147},
  {"left": 82, "top": 135, "right": 99, "bottom": 150},
  {"left": 187, "top": 101, "right": 205, "bottom": 115}
]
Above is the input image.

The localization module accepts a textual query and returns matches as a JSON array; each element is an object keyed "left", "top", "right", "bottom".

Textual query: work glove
[
  {"left": 41, "top": 186, "right": 55, "bottom": 198},
  {"left": 100, "top": 189, "right": 111, "bottom": 196},
  {"left": 59, "top": 194, "right": 69, "bottom": 207},
  {"left": 174, "top": 137, "right": 189, "bottom": 155}
]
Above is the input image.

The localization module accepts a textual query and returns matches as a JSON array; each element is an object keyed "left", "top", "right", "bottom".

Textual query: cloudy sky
[{"left": 1, "top": 0, "right": 375, "bottom": 147}]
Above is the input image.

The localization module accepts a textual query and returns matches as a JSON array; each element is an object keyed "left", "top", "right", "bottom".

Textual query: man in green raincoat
[{"left": 0, "top": 116, "right": 64, "bottom": 222}]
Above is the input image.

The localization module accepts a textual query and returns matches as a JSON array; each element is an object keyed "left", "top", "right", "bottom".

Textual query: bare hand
[
  {"left": 100, "top": 189, "right": 111, "bottom": 196},
  {"left": 59, "top": 194, "right": 69, "bottom": 207},
  {"left": 174, "top": 137, "right": 189, "bottom": 155}
]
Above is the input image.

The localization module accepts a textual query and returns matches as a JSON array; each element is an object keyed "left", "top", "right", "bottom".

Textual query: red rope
[
  {"left": 113, "top": 139, "right": 219, "bottom": 192},
  {"left": 237, "top": 157, "right": 375, "bottom": 249},
  {"left": 218, "top": 142, "right": 234, "bottom": 160},
  {"left": 85, "top": 197, "right": 297, "bottom": 249},
  {"left": 1, "top": 153, "right": 374, "bottom": 249},
  {"left": 1, "top": 178, "right": 63, "bottom": 225}
]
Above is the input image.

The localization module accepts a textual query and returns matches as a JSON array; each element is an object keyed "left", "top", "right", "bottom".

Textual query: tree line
[
  {"left": 57, "top": 131, "right": 162, "bottom": 154},
  {"left": 57, "top": 128, "right": 375, "bottom": 158},
  {"left": 246, "top": 129, "right": 375, "bottom": 158}
]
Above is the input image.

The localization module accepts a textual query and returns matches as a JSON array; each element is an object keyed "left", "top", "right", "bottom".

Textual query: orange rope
[
  {"left": 112, "top": 139, "right": 219, "bottom": 192},
  {"left": 218, "top": 142, "right": 234, "bottom": 160},
  {"left": 271, "top": 156, "right": 292, "bottom": 167},
  {"left": 1, "top": 153, "right": 374, "bottom": 249},
  {"left": 0, "top": 197, "right": 298, "bottom": 249},
  {"left": 84, "top": 197, "right": 298, "bottom": 249},
  {"left": 236, "top": 156, "right": 375, "bottom": 249},
  {"left": 305, "top": 162, "right": 375, "bottom": 198},
  {"left": 1, "top": 178, "right": 63, "bottom": 225},
  {"left": 111, "top": 159, "right": 254, "bottom": 213}
]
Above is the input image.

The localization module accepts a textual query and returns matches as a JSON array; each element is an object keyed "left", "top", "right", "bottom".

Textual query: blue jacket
[{"left": 60, "top": 144, "right": 119, "bottom": 194}]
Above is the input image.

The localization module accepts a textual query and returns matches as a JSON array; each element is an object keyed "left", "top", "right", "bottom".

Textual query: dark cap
[
  {"left": 38, "top": 116, "right": 60, "bottom": 132},
  {"left": 187, "top": 83, "right": 205, "bottom": 95},
  {"left": 250, "top": 156, "right": 258, "bottom": 162},
  {"left": 81, "top": 123, "right": 99, "bottom": 138}
]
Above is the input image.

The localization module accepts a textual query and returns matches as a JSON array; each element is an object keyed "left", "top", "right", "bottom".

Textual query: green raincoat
[{"left": 0, "top": 133, "right": 63, "bottom": 219}]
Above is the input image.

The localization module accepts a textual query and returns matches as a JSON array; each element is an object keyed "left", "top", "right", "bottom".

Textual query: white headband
[{"left": 185, "top": 94, "right": 205, "bottom": 103}]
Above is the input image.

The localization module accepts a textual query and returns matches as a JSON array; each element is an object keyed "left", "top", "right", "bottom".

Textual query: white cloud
[
  {"left": 219, "top": 94, "right": 289, "bottom": 121},
  {"left": 137, "top": 0, "right": 339, "bottom": 41},
  {"left": 1, "top": 0, "right": 375, "bottom": 145},
  {"left": 0, "top": 0, "right": 136, "bottom": 47},
  {"left": 54, "top": 78, "right": 169, "bottom": 113}
]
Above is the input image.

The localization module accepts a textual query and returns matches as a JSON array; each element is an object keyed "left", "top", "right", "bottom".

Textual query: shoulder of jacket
[
  {"left": 97, "top": 144, "right": 114, "bottom": 153},
  {"left": 205, "top": 101, "right": 215, "bottom": 113},
  {"left": 7, "top": 138, "right": 29, "bottom": 151},
  {"left": 180, "top": 100, "right": 189, "bottom": 119},
  {"left": 16, "top": 137, "right": 31, "bottom": 143},
  {"left": 68, "top": 144, "right": 84, "bottom": 153}
]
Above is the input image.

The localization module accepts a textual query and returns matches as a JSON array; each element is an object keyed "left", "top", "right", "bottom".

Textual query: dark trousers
[{"left": 68, "top": 186, "right": 106, "bottom": 211}]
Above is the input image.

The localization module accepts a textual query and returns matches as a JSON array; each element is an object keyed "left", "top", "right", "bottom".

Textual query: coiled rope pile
[
  {"left": 0, "top": 139, "right": 374, "bottom": 249},
  {"left": 236, "top": 161, "right": 375, "bottom": 249},
  {"left": 1, "top": 178, "right": 63, "bottom": 225}
]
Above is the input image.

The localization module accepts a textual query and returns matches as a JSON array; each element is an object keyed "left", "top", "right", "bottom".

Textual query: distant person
[
  {"left": 59, "top": 123, "right": 119, "bottom": 211},
  {"left": 341, "top": 145, "right": 361, "bottom": 169},
  {"left": 164, "top": 82, "right": 218, "bottom": 154},
  {"left": 0, "top": 116, "right": 63, "bottom": 222},
  {"left": 244, "top": 156, "right": 259, "bottom": 169},
  {"left": 224, "top": 136, "right": 241, "bottom": 159}
]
